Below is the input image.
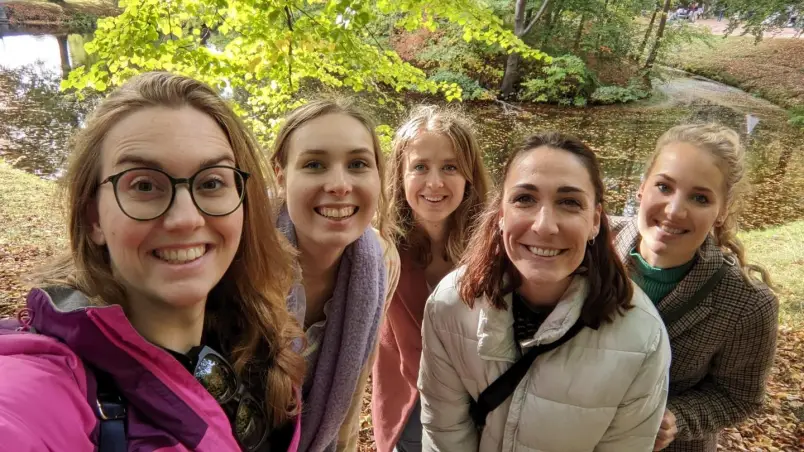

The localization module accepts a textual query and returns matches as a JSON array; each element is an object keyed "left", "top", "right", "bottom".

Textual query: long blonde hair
[
  {"left": 269, "top": 98, "right": 393, "bottom": 244},
  {"left": 387, "top": 105, "right": 490, "bottom": 265},
  {"left": 34, "top": 72, "right": 304, "bottom": 427},
  {"left": 647, "top": 123, "right": 772, "bottom": 285}
]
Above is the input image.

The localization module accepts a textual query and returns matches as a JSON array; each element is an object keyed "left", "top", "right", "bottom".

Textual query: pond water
[{"left": 1, "top": 33, "right": 803, "bottom": 229}]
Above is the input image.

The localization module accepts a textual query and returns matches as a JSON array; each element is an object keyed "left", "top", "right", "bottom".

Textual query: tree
[
  {"left": 643, "top": 0, "right": 671, "bottom": 69},
  {"left": 499, "top": 0, "right": 551, "bottom": 98},
  {"left": 634, "top": 3, "right": 660, "bottom": 61},
  {"left": 716, "top": 0, "right": 804, "bottom": 39},
  {"left": 62, "top": 0, "right": 547, "bottom": 142}
]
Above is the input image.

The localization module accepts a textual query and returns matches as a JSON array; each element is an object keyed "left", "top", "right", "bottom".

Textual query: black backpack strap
[
  {"left": 661, "top": 258, "right": 732, "bottom": 327},
  {"left": 93, "top": 368, "right": 128, "bottom": 452},
  {"left": 469, "top": 319, "right": 586, "bottom": 429}
]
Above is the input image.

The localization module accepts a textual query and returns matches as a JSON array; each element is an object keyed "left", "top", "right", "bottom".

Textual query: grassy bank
[{"left": 662, "top": 36, "right": 804, "bottom": 110}]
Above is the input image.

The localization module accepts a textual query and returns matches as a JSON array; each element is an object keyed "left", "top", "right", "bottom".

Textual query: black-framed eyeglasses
[
  {"left": 194, "top": 346, "right": 270, "bottom": 451},
  {"left": 99, "top": 166, "right": 250, "bottom": 221}
]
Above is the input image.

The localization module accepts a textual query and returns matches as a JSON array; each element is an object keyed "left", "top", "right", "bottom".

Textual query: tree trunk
[
  {"left": 635, "top": 5, "right": 660, "bottom": 61},
  {"left": 573, "top": 13, "right": 587, "bottom": 52},
  {"left": 57, "top": 35, "right": 71, "bottom": 79},
  {"left": 539, "top": 4, "right": 563, "bottom": 48},
  {"left": 644, "top": 0, "right": 672, "bottom": 69},
  {"left": 499, "top": 0, "right": 550, "bottom": 98}
]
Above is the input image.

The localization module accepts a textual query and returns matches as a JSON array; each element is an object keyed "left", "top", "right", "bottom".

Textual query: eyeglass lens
[{"left": 114, "top": 167, "right": 245, "bottom": 220}]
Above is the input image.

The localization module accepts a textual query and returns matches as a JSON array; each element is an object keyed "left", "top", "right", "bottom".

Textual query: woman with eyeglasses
[
  {"left": 0, "top": 72, "right": 304, "bottom": 451},
  {"left": 270, "top": 100, "right": 400, "bottom": 452},
  {"left": 611, "top": 124, "right": 778, "bottom": 452}
]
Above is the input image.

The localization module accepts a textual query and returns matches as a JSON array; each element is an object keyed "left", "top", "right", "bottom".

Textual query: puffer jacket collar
[{"left": 477, "top": 276, "right": 588, "bottom": 363}]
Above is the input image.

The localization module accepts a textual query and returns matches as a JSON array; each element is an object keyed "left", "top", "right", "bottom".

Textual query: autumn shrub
[
  {"left": 520, "top": 55, "right": 598, "bottom": 106},
  {"left": 427, "top": 70, "right": 488, "bottom": 100}
]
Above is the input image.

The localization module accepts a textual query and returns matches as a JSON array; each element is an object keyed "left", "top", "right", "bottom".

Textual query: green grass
[
  {"left": 0, "top": 160, "right": 66, "bottom": 252},
  {"left": 740, "top": 221, "right": 804, "bottom": 328}
]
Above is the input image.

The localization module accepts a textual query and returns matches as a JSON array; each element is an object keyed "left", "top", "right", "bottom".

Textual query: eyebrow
[
  {"left": 298, "top": 148, "right": 374, "bottom": 158},
  {"left": 513, "top": 183, "right": 588, "bottom": 195},
  {"left": 655, "top": 173, "right": 715, "bottom": 194},
  {"left": 114, "top": 154, "right": 236, "bottom": 171}
]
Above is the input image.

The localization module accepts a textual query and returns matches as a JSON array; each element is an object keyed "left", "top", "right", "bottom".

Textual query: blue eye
[
  {"left": 692, "top": 194, "right": 709, "bottom": 205},
  {"left": 303, "top": 161, "right": 323, "bottom": 170},
  {"left": 413, "top": 164, "right": 426, "bottom": 172},
  {"left": 443, "top": 164, "right": 458, "bottom": 173},
  {"left": 349, "top": 160, "right": 369, "bottom": 170},
  {"left": 656, "top": 183, "right": 670, "bottom": 193}
]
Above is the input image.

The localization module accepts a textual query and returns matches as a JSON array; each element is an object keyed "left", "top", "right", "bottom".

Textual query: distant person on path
[
  {"left": 0, "top": 72, "right": 306, "bottom": 451},
  {"left": 270, "top": 100, "right": 400, "bottom": 452},
  {"left": 371, "top": 106, "right": 490, "bottom": 452},
  {"left": 418, "top": 132, "right": 671, "bottom": 451},
  {"left": 611, "top": 124, "right": 779, "bottom": 452}
]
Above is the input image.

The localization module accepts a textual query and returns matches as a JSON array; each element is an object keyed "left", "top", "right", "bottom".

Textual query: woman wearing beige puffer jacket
[{"left": 418, "top": 132, "right": 671, "bottom": 452}]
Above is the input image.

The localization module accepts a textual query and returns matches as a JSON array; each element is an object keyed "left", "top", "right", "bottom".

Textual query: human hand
[{"left": 653, "top": 409, "right": 677, "bottom": 451}]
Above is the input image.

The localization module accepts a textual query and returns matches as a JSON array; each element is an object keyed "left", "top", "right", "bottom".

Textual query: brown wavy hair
[
  {"left": 269, "top": 98, "right": 393, "bottom": 244},
  {"left": 33, "top": 72, "right": 304, "bottom": 427},
  {"left": 459, "top": 132, "right": 633, "bottom": 328},
  {"left": 647, "top": 123, "right": 772, "bottom": 286},
  {"left": 387, "top": 105, "right": 491, "bottom": 265}
]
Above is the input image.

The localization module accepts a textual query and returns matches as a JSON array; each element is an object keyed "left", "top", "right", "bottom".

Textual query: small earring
[
  {"left": 588, "top": 237, "right": 596, "bottom": 246},
  {"left": 498, "top": 218, "right": 504, "bottom": 231}
]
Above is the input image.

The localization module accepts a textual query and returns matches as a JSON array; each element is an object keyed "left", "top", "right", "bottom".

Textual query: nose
[
  {"left": 323, "top": 167, "right": 353, "bottom": 197},
  {"left": 162, "top": 186, "right": 205, "bottom": 231},
  {"left": 664, "top": 194, "right": 688, "bottom": 220},
  {"left": 531, "top": 205, "right": 559, "bottom": 236},
  {"left": 425, "top": 170, "right": 444, "bottom": 189}
]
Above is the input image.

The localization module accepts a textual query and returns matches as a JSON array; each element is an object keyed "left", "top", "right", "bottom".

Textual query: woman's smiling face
[
  {"left": 500, "top": 146, "right": 601, "bottom": 291},
  {"left": 637, "top": 141, "right": 726, "bottom": 268},
  {"left": 278, "top": 113, "right": 381, "bottom": 253}
]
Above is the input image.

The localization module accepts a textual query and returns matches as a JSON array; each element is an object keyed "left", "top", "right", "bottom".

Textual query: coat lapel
[{"left": 614, "top": 217, "right": 722, "bottom": 339}]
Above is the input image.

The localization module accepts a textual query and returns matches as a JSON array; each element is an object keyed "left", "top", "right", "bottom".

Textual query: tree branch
[
  {"left": 285, "top": 5, "right": 293, "bottom": 90},
  {"left": 521, "top": 0, "right": 550, "bottom": 37}
]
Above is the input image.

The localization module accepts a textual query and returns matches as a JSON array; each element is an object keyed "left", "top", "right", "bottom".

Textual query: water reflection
[
  {"left": 0, "top": 33, "right": 98, "bottom": 177},
  {"left": 465, "top": 102, "right": 804, "bottom": 229}
]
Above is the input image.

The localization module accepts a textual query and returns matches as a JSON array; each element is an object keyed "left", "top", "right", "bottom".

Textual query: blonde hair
[
  {"left": 34, "top": 72, "right": 304, "bottom": 427},
  {"left": 647, "top": 123, "right": 772, "bottom": 285},
  {"left": 269, "top": 99, "right": 393, "bottom": 244},
  {"left": 388, "top": 105, "right": 491, "bottom": 265}
]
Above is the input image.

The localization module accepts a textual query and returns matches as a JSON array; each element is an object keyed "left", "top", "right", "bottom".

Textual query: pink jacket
[{"left": 0, "top": 286, "right": 301, "bottom": 452}]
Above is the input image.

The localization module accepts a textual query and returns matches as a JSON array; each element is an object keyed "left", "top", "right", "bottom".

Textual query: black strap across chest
[
  {"left": 469, "top": 318, "right": 586, "bottom": 429},
  {"left": 93, "top": 368, "right": 127, "bottom": 452}
]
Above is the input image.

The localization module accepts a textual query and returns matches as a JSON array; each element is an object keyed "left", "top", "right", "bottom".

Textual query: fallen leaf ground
[{"left": 0, "top": 161, "right": 800, "bottom": 451}]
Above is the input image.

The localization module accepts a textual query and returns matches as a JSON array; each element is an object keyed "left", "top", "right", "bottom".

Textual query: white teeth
[
  {"left": 317, "top": 206, "right": 356, "bottom": 219},
  {"left": 423, "top": 196, "right": 445, "bottom": 202},
  {"left": 659, "top": 224, "right": 685, "bottom": 235},
  {"left": 527, "top": 246, "right": 562, "bottom": 257},
  {"left": 155, "top": 245, "right": 206, "bottom": 264}
]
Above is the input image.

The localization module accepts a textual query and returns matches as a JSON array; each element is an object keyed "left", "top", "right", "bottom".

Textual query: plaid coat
[{"left": 611, "top": 217, "right": 778, "bottom": 452}]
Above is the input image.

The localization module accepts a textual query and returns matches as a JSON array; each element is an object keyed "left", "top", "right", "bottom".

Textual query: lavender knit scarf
[{"left": 278, "top": 208, "right": 386, "bottom": 452}]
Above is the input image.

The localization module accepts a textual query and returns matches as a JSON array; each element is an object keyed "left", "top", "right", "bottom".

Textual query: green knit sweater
[{"left": 629, "top": 248, "right": 696, "bottom": 304}]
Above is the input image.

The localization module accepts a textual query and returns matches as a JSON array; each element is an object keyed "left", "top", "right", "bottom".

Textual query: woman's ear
[
  {"left": 590, "top": 203, "right": 602, "bottom": 240},
  {"left": 87, "top": 200, "right": 106, "bottom": 246}
]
